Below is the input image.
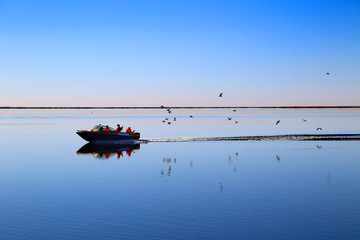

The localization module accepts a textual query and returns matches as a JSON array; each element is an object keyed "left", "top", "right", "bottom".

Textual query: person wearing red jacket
[{"left": 116, "top": 124, "right": 123, "bottom": 132}]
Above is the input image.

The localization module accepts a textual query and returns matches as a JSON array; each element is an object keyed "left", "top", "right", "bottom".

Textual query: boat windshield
[{"left": 92, "top": 124, "right": 116, "bottom": 131}]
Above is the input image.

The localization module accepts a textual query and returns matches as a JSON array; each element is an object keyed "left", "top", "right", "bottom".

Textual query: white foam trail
[{"left": 143, "top": 134, "right": 360, "bottom": 142}]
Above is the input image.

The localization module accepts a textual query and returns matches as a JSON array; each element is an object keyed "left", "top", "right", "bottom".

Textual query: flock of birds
[
  {"left": 161, "top": 88, "right": 326, "bottom": 131},
  {"left": 275, "top": 118, "right": 322, "bottom": 131}
]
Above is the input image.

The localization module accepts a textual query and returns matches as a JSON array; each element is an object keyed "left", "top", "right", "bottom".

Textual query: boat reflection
[{"left": 76, "top": 142, "right": 140, "bottom": 160}]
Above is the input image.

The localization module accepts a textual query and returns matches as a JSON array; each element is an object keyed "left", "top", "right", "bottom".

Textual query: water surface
[{"left": 0, "top": 108, "right": 359, "bottom": 239}]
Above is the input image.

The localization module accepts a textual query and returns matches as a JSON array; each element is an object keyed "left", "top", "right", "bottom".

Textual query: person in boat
[
  {"left": 116, "top": 124, "right": 123, "bottom": 132},
  {"left": 104, "top": 125, "right": 110, "bottom": 131},
  {"left": 126, "top": 127, "right": 133, "bottom": 133},
  {"left": 99, "top": 125, "right": 104, "bottom": 131}
]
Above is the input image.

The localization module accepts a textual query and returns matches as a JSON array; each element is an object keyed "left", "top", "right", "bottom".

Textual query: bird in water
[
  {"left": 276, "top": 120, "right": 280, "bottom": 125},
  {"left": 235, "top": 121, "right": 238, "bottom": 124},
  {"left": 276, "top": 155, "right": 280, "bottom": 161},
  {"left": 316, "top": 128, "right": 322, "bottom": 131},
  {"left": 326, "top": 72, "right": 330, "bottom": 75},
  {"left": 302, "top": 119, "right": 307, "bottom": 122},
  {"left": 189, "top": 115, "right": 193, "bottom": 118},
  {"left": 219, "top": 93, "right": 223, "bottom": 97},
  {"left": 228, "top": 117, "right": 232, "bottom": 120}
]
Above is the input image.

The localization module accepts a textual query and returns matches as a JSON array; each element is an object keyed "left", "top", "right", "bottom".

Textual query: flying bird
[
  {"left": 316, "top": 128, "right": 322, "bottom": 131},
  {"left": 276, "top": 120, "right": 280, "bottom": 125},
  {"left": 219, "top": 93, "right": 223, "bottom": 97}
]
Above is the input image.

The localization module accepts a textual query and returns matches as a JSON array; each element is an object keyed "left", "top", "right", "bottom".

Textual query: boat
[{"left": 76, "top": 124, "right": 140, "bottom": 143}]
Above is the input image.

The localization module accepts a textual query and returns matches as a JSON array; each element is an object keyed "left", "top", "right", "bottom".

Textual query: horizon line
[{"left": 1, "top": 106, "right": 360, "bottom": 109}]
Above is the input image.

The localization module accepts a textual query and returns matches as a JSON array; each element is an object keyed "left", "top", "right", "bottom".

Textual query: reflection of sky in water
[{"left": 0, "top": 109, "right": 359, "bottom": 239}]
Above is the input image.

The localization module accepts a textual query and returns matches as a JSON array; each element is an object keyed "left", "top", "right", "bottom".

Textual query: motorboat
[{"left": 76, "top": 124, "right": 140, "bottom": 143}]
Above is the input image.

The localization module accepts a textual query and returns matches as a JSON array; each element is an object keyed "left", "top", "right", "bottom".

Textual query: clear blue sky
[{"left": 1, "top": 0, "right": 359, "bottom": 107}]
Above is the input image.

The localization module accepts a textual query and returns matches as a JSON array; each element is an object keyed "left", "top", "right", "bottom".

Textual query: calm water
[{"left": 0, "top": 108, "right": 359, "bottom": 239}]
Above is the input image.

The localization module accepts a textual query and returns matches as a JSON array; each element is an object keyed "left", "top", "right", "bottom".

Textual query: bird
[
  {"left": 173, "top": 117, "right": 176, "bottom": 121},
  {"left": 316, "top": 128, "right": 322, "bottom": 131},
  {"left": 326, "top": 72, "right": 330, "bottom": 75},
  {"left": 165, "top": 117, "right": 168, "bottom": 120},
  {"left": 219, "top": 93, "right": 223, "bottom": 97},
  {"left": 235, "top": 121, "right": 238, "bottom": 124},
  {"left": 276, "top": 155, "right": 280, "bottom": 161},
  {"left": 233, "top": 109, "right": 237, "bottom": 112},
  {"left": 189, "top": 115, "right": 193, "bottom": 118},
  {"left": 228, "top": 117, "right": 232, "bottom": 120},
  {"left": 162, "top": 120, "right": 166, "bottom": 123},
  {"left": 167, "top": 122, "right": 171, "bottom": 124},
  {"left": 316, "top": 144, "right": 322, "bottom": 149},
  {"left": 302, "top": 119, "right": 307, "bottom": 122},
  {"left": 276, "top": 120, "right": 280, "bottom": 125}
]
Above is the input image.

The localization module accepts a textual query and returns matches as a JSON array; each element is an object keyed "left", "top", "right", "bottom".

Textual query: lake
[{"left": 0, "top": 108, "right": 359, "bottom": 239}]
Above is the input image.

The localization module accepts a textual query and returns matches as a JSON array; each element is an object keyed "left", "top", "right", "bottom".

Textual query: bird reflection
[
  {"left": 219, "top": 182, "right": 224, "bottom": 193},
  {"left": 76, "top": 143, "right": 140, "bottom": 160},
  {"left": 167, "top": 166, "right": 172, "bottom": 176},
  {"left": 161, "top": 157, "right": 177, "bottom": 177}
]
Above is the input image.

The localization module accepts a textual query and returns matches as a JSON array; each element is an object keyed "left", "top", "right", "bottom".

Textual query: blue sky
[{"left": 0, "top": 0, "right": 359, "bottom": 107}]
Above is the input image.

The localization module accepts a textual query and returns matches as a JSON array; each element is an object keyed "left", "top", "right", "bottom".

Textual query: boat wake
[{"left": 143, "top": 134, "right": 360, "bottom": 142}]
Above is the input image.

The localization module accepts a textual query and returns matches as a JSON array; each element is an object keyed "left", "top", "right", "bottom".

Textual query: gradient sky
[{"left": 1, "top": 0, "right": 359, "bottom": 107}]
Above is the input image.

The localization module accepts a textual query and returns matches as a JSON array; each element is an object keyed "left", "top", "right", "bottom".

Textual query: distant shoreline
[{"left": 1, "top": 106, "right": 360, "bottom": 109}]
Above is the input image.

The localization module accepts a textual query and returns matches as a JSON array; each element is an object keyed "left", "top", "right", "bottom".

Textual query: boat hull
[{"left": 76, "top": 130, "right": 140, "bottom": 143}]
